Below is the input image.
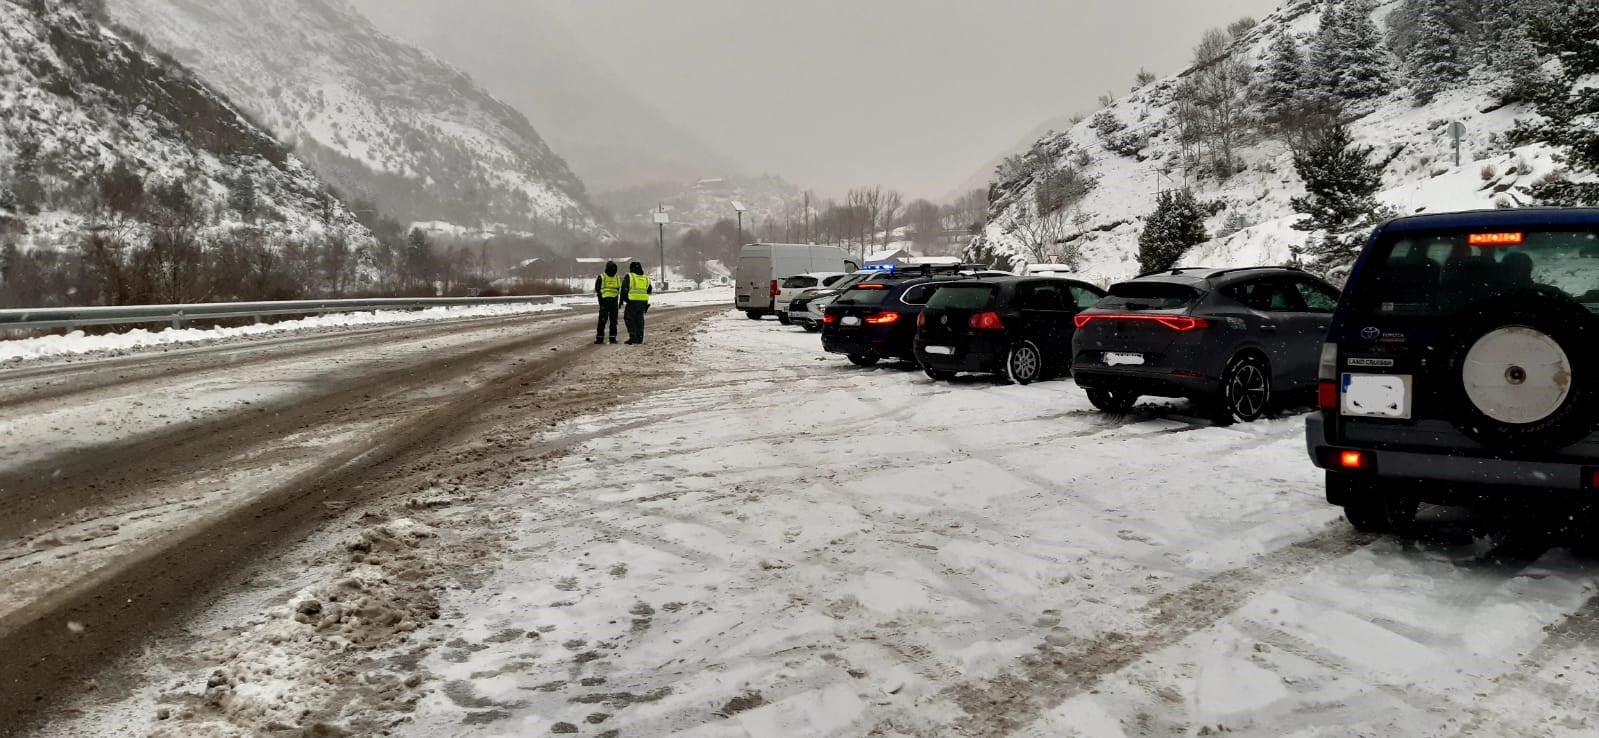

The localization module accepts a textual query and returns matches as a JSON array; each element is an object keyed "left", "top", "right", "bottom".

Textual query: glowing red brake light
[
  {"left": 822, "top": 313, "right": 838, "bottom": 325},
  {"left": 1338, "top": 450, "right": 1367, "bottom": 470},
  {"left": 1468, "top": 232, "right": 1524, "bottom": 246},
  {"left": 864, "top": 311, "right": 901, "bottom": 325},
  {"left": 1318, "top": 381, "right": 1339, "bottom": 410},
  {"left": 1074, "top": 314, "right": 1209, "bottom": 331},
  {"left": 855, "top": 283, "right": 889, "bottom": 290},
  {"left": 969, "top": 311, "right": 1005, "bottom": 330}
]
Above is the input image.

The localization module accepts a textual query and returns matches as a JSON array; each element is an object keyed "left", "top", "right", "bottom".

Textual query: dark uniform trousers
[
  {"left": 596, "top": 297, "right": 620, "bottom": 340},
  {"left": 624, "top": 301, "right": 648, "bottom": 343}
]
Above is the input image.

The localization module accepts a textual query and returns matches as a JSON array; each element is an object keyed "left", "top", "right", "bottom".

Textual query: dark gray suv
[
  {"left": 1072, "top": 267, "right": 1341, "bottom": 422},
  {"left": 1307, "top": 209, "right": 1599, "bottom": 534}
]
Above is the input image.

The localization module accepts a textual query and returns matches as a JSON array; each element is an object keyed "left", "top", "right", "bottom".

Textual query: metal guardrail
[{"left": 0, "top": 295, "right": 562, "bottom": 332}]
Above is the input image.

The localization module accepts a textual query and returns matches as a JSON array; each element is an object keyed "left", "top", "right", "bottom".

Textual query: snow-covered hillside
[
  {"left": 0, "top": 0, "right": 366, "bottom": 252},
  {"left": 106, "top": 0, "right": 610, "bottom": 241},
  {"left": 972, "top": 0, "right": 1562, "bottom": 285}
]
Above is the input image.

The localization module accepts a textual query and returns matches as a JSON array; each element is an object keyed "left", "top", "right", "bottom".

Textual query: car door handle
[{"left": 1260, "top": 323, "right": 1278, "bottom": 332}]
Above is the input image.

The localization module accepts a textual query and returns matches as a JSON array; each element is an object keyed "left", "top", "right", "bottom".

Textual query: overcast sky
[{"left": 537, "top": 0, "right": 1282, "bottom": 200}]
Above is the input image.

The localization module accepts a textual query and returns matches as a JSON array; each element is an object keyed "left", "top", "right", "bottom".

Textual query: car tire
[
  {"left": 848, "top": 353, "right": 880, "bottom": 367},
  {"left": 1006, "top": 342, "right": 1044, "bottom": 385},
  {"left": 745, "top": 310, "right": 765, "bottom": 321},
  {"left": 1441, "top": 289, "right": 1597, "bottom": 455},
  {"left": 777, "top": 313, "right": 792, "bottom": 325},
  {"left": 1217, "top": 353, "right": 1272, "bottom": 423},
  {"left": 803, "top": 321, "right": 821, "bottom": 333},
  {"left": 1087, "top": 388, "right": 1139, "bottom": 413},
  {"left": 1330, "top": 474, "right": 1418, "bottom": 535},
  {"left": 925, "top": 368, "right": 956, "bottom": 381}
]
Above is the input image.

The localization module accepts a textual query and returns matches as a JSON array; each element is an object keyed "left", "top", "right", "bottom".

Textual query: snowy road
[
  {"left": 0, "top": 296, "right": 724, "bottom": 734},
  {"left": 33, "top": 309, "right": 1599, "bottom": 737}
]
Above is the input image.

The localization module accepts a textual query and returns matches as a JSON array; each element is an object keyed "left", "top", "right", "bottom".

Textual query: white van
[{"left": 735, "top": 244, "right": 860, "bottom": 319}]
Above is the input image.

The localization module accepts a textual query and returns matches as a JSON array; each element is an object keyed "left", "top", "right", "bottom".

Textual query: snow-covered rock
[
  {"left": 106, "top": 0, "right": 611, "bottom": 241},
  {"left": 972, "top": 0, "right": 1559, "bottom": 285},
  {"left": 0, "top": 0, "right": 369, "bottom": 252}
]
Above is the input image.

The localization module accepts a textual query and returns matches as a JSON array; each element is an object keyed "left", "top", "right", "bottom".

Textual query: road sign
[{"left": 653, "top": 212, "right": 671, "bottom": 225}]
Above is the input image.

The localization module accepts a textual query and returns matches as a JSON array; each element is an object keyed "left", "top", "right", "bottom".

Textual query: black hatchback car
[
  {"left": 1306, "top": 209, "right": 1599, "bottom": 533},
  {"left": 821, "top": 276, "right": 962, "bottom": 366},
  {"left": 914, "top": 277, "right": 1106, "bottom": 383},
  {"left": 1071, "top": 267, "right": 1341, "bottom": 421}
]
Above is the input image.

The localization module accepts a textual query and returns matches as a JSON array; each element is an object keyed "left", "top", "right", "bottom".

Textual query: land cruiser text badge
[{"left": 1348, "top": 357, "right": 1396, "bottom": 368}]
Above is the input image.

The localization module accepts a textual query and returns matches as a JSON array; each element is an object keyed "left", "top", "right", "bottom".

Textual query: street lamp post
[
  {"left": 732, "top": 200, "right": 747, "bottom": 248},
  {"left": 653, "top": 205, "right": 670, "bottom": 286}
]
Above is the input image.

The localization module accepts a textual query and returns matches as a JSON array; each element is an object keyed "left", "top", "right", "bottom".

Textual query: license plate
[
  {"left": 1342, "top": 373, "right": 1412, "bottom": 419},
  {"left": 841, "top": 316, "right": 861, "bottom": 326},
  {"left": 925, "top": 345, "right": 954, "bottom": 355},
  {"left": 1104, "top": 352, "right": 1145, "bottom": 366}
]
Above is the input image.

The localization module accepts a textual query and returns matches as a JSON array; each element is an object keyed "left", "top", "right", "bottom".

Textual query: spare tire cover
[{"left": 1444, "top": 289, "right": 1595, "bottom": 454}]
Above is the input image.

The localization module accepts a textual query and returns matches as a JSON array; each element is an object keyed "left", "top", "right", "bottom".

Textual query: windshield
[
  {"left": 1096, "top": 282, "right": 1200, "bottom": 311},
  {"left": 1357, "top": 229, "right": 1599, "bottom": 316},
  {"left": 926, "top": 284, "right": 996, "bottom": 310}
]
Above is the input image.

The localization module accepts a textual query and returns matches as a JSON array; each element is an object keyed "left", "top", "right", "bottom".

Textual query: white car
[
  {"left": 1021, "top": 263, "right": 1077, "bottom": 277},
  {"left": 773, "top": 272, "right": 848, "bottom": 324}
]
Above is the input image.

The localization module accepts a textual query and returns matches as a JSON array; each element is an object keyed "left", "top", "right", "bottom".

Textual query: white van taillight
[
  {"left": 1318, "top": 343, "right": 1339, "bottom": 410},
  {"left": 770, "top": 280, "right": 779, "bottom": 298}
]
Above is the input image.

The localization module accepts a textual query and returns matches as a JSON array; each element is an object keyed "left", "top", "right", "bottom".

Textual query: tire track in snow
[
  {"left": 939, "top": 526, "right": 1368, "bottom": 738},
  {"left": 1450, "top": 591, "right": 1599, "bottom": 737}
]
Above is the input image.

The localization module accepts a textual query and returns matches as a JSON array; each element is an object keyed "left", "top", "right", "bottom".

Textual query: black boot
[{"left": 595, "top": 337, "right": 604, "bottom": 345}]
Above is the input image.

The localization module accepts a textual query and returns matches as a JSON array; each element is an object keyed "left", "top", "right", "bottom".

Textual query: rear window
[
  {"left": 835, "top": 285, "right": 892, "bottom": 306},
  {"left": 782, "top": 276, "right": 818, "bottom": 289},
  {"left": 899, "top": 283, "right": 943, "bottom": 305},
  {"left": 1098, "top": 282, "right": 1200, "bottom": 310},
  {"left": 830, "top": 274, "right": 869, "bottom": 290},
  {"left": 926, "top": 284, "right": 996, "bottom": 310},
  {"left": 1356, "top": 230, "right": 1599, "bottom": 316}
]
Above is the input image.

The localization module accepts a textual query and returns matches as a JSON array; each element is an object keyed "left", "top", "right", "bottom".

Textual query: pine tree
[
  {"left": 1406, "top": 0, "right": 1468, "bottom": 103},
  {"left": 1258, "top": 32, "right": 1305, "bottom": 129},
  {"left": 228, "top": 172, "right": 258, "bottom": 223},
  {"left": 1306, "top": 1, "right": 1347, "bottom": 106},
  {"left": 1138, "top": 190, "right": 1208, "bottom": 275},
  {"left": 1514, "top": 0, "right": 1599, "bottom": 204},
  {"left": 1494, "top": 24, "right": 1546, "bottom": 103},
  {"left": 11, "top": 139, "right": 43, "bottom": 215},
  {"left": 1338, "top": 0, "right": 1394, "bottom": 101},
  {"left": 1290, "top": 125, "right": 1385, "bottom": 274}
]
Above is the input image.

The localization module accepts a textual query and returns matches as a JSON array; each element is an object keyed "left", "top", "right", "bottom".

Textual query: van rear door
[{"left": 737, "top": 252, "right": 772, "bottom": 310}]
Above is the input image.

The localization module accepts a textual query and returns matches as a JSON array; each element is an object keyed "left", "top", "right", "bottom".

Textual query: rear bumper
[
  {"left": 823, "top": 331, "right": 913, "bottom": 359},
  {"left": 914, "top": 337, "right": 1005, "bottom": 374},
  {"left": 1071, "top": 366, "right": 1216, "bottom": 398},
  {"left": 1307, "top": 414, "right": 1598, "bottom": 502}
]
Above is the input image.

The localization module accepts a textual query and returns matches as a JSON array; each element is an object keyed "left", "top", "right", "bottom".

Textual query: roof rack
[{"left": 1133, "top": 265, "right": 1213, "bottom": 279}]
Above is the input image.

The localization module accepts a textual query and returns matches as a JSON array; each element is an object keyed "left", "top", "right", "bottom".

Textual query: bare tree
[
  {"left": 1012, "top": 200, "right": 1071, "bottom": 265},
  {"left": 879, "top": 189, "right": 903, "bottom": 247}
]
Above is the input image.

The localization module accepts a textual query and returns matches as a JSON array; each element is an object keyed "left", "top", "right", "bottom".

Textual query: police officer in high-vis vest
[
  {"left": 621, "top": 261, "right": 653, "bottom": 345},
  {"left": 594, "top": 261, "right": 621, "bottom": 344}
]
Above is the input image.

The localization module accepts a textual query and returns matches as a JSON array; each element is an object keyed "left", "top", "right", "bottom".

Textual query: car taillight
[
  {"left": 969, "top": 311, "right": 1004, "bottom": 330},
  {"left": 823, "top": 313, "right": 838, "bottom": 325},
  {"left": 1319, "top": 381, "right": 1339, "bottom": 410},
  {"left": 1338, "top": 450, "right": 1368, "bottom": 470},
  {"left": 864, "top": 312, "right": 900, "bottom": 325},
  {"left": 770, "top": 280, "right": 780, "bottom": 298},
  {"left": 1073, "top": 314, "right": 1209, "bottom": 331},
  {"left": 1586, "top": 468, "right": 1599, "bottom": 489},
  {"left": 917, "top": 313, "right": 927, "bottom": 329},
  {"left": 1318, "top": 343, "right": 1338, "bottom": 381}
]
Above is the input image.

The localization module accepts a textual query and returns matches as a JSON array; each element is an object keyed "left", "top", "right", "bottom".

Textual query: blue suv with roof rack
[{"left": 1307, "top": 208, "right": 1599, "bottom": 533}]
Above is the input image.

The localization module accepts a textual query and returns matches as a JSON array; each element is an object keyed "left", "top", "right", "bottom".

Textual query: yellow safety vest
[
  {"left": 627, "top": 274, "right": 651, "bottom": 302},
  {"left": 599, "top": 274, "right": 621, "bottom": 298}
]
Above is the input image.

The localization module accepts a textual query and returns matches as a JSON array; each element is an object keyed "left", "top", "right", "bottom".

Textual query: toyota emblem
[{"left": 1361, "top": 326, "right": 1381, "bottom": 341}]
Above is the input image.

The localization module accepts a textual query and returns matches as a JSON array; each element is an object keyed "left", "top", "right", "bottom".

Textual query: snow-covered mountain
[
  {"left": 597, "top": 174, "right": 803, "bottom": 235},
  {"left": 0, "top": 0, "right": 365, "bottom": 252},
  {"left": 350, "top": 0, "right": 741, "bottom": 193},
  {"left": 972, "top": 0, "right": 1564, "bottom": 284},
  {"left": 105, "top": 0, "right": 610, "bottom": 241}
]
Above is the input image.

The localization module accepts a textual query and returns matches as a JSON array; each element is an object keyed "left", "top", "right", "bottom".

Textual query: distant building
[{"left": 864, "top": 248, "right": 912, "bottom": 269}]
